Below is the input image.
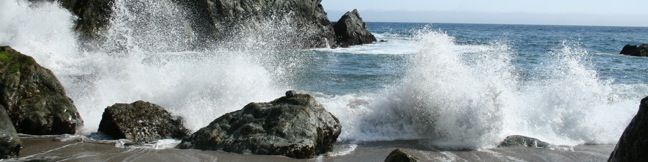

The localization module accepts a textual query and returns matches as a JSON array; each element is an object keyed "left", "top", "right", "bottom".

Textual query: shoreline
[{"left": 13, "top": 136, "right": 614, "bottom": 162}]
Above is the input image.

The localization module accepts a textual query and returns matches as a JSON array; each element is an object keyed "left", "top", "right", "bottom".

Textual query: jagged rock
[
  {"left": 609, "top": 97, "right": 648, "bottom": 162},
  {"left": 620, "top": 44, "right": 648, "bottom": 57},
  {"left": 498, "top": 135, "right": 550, "bottom": 148},
  {"left": 333, "top": 9, "right": 376, "bottom": 47},
  {"left": 385, "top": 149, "right": 418, "bottom": 162},
  {"left": 0, "top": 107, "right": 21, "bottom": 159},
  {"left": 178, "top": 91, "right": 341, "bottom": 159},
  {"left": 98, "top": 101, "right": 189, "bottom": 143},
  {"left": 57, "top": 0, "right": 336, "bottom": 48},
  {"left": 0, "top": 46, "right": 82, "bottom": 135}
]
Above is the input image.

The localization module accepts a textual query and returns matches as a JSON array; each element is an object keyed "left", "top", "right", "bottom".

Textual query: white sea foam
[
  {"left": 322, "top": 31, "right": 642, "bottom": 149},
  {"left": 0, "top": 0, "right": 284, "bottom": 133},
  {"left": 0, "top": 0, "right": 644, "bottom": 152}
]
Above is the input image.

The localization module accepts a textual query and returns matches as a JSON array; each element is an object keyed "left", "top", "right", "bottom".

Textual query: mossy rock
[{"left": 0, "top": 46, "right": 83, "bottom": 135}]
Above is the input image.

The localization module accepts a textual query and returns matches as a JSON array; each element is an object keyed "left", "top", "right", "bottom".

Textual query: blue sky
[{"left": 322, "top": 0, "right": 648, "bottom": 26}]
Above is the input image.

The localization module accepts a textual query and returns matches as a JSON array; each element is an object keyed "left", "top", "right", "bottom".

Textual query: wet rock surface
[
  {"left": 609, "top": 96, "right": 648, "bottom": 162},
  {"left": 98, "top": 101, "right": 189, "bottom": 143},
  {"left": 178, "top": 91, "right": 341, "bottom": 159},
  {"left": 0, "top": 107, "right": 21, "bottom": 159},
  {"left": 498, "top": 135, "right": 550, "bottom": 148},
  {"left": 620, "top": 44, "right": 648, "bottom": 57},
  {"left": 0, "top": 46, "right": 82, "bottom": 135},
  {"left": 384, "top": 149, "right": 418, "bottom": 162}
]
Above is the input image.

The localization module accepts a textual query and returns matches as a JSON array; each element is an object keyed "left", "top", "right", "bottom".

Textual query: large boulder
[
  {"left": 178, "top": 91, "right": 341, "bottom": 159},
  {"left": 609, "top": 97, "right": 648, "bottom": 162},
  {"left": 333, "top": 9, "right": 376, "bottom": 47},
  {"left": 498, "top": 135, "right": 550, "bottom": 148},
  {"left": 0, "top": 46, "right": 82, "bottom": 135},
  {"left": 620, "top": 44, "right": 648, "bottom": 57},
  {"left": 385, "top": 149, "right": 419, "bottom": 162},
  {"left": 0, "top": 107, "right": 21, "bottom": 159},
  {"left": 57, "top": 0, "right": 336, "bottom": 48},
  {"left": 98, "top": 101, "right": 189, "bottom": 143}
]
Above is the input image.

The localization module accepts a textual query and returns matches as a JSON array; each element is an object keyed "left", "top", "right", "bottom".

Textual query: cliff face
[
  {"left": 207, "top": 0, "right": 337, "bottom": 48},
  {"left": 56, "top": 0, "right": 337, "bottom": 48}
]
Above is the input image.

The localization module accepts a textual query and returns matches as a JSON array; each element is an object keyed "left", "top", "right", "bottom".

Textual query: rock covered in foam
[
  {"left": 57, "top": 0, "right": 337, "bottom": 48},
  {"left": 384, "top": 149, "right": 418, "bottom": 162},
  {"left": 98, "top": 101, "right": 189, "bottom": 143},
  {"left": 333, "top": 9, "right": 377, "bottom": 47},
  {"left": 178, "top": 91, "right": 341, "bottom": 159},
  {"left": 0, "top": 106, "right": 21, "bottom": 159},
  {"left": 498, "top": 135, "right": 550, "bottom": 148},
  {"left": 609, "top": 97, "right": 648, "bottom": 162},
  {"left": 620, "top": 44, "right": 648, "bottom": 57},
  {"left": 0, "top": 46, "right": 83, "bottom": 135}
]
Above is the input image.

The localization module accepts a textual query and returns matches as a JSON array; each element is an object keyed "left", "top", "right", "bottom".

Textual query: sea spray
[
  {"left": 0, "top": 0, "right": 643, "bottom": 151},
  {"left": 323, "top": 30, "right": 639, "bottom": 149},
  {"left": 0, "top": 0, "right": 289, "bottom": 133}
]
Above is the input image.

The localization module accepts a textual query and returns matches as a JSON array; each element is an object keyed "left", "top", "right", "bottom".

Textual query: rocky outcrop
[
  {"left": 56, "top": 0, "right": 114, "bottom": 39},
  {"left": 178, "top": 91, "right": 341, "bottom": 159},
  {"left": 0, "top": 107, "right": 21, "bottom": 159},
  {"left": 498, "top": 135, "right": 550, "bottom": 148},
  {"left": 98, "top": 101, "right": 189, "bottom": 143},
  {"left": 620, "top": 44, "right": 648, "bottom": 57},
  {"left": 609, "top": 97, "right": 648, "bottom": 162},
  {"left": 57, "top": 0, "right": 336, "bottom": 48},
  {"left": 0, "top": 46, "right": 82, "bottom": 135},
  {"left": 385, "top": 149, "right": 418, "bottom": 162},
  {"left": 333, "top": 9, "right": 376, "bottom": 47},
  {"left": 207, "top": 0, "right": 337, "bottom": 48}
]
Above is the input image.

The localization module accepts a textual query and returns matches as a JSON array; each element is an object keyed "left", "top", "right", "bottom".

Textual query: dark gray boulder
[
  {"left": 98, "top": 101, "right": 189, "bottom": 143},
  {"left": 333, "top": 9, "right": 376, "bottom": 47},
  {"left": 0, "top": 107, "right": 21, "bottom": 159},
  {"left": 620, "top": 44, "right": 648, "bottom": 57},
  {"left": 498, "top": 135, "right": 550, "bottom": 148},
  {"left": 0, "top": 46, "right": 83, "bottom": 135},
  {"left": 609, "top": 97, "right": 648, "bottom": 162},
  {"left": 385, "top": 149, "right": 418, "bottom": 162},
  {"left": 178, "top": 91, "right": 341, "bottom": 159}
]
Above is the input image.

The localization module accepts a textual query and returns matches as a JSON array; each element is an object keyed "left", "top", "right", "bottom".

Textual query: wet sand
[{"left": 8, "top": 136, "right": 613, "bottom": 162}]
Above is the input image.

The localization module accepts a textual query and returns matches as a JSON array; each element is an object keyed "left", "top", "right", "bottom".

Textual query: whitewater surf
[{"left": 2, "top": 0, "right": 648, "bottom": 161}]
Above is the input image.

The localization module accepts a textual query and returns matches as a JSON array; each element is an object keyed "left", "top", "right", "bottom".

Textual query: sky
[{"left": 322, "top": 0, "right": 648, "bottom": 27}]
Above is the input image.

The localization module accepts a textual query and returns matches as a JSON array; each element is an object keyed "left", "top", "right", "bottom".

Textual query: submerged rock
[
  {"left": 620, "top": 44, "right": 648, "bottom": 57},
  {"left": 98, "top": 101, "right": 189, "bottom": 143},
  {"left": 333, "top": 9, "right": 376, "bottom": 47},
  {"left": 178, "top": 91, "right": 341, "bottom": 159},
  {"left": 609, "top": 97, "right": 648, "bottom": 162},
  {"left": 0, "top": 107, "right": 21, "bottom": 159},
  {"left": 498, "top": 135, "right": 550, "bottom": 148},
  {"left": 0, "top": 46, "right": 82, "bottom": 135},
  {"left": 384, "top": 149, "right": 419, "bottom": 162}
]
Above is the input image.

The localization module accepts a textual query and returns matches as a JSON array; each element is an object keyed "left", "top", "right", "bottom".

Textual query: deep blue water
[{"left": 297, "top": 23, "right": 648, "bottom": 95}]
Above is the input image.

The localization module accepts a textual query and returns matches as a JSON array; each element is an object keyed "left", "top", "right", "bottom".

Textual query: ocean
[{"left": 2, "top": 0, "right": 648, "bottom": 161}]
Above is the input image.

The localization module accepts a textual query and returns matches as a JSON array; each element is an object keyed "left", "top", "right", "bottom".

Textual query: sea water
[{"left": 1, "top": 0, "right": 648, "bottom": 152}]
